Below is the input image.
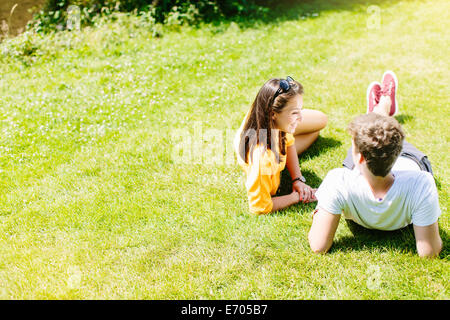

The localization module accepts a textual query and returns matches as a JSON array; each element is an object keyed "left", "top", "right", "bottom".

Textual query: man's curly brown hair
[{"left": 348, "top": 113, "right": 405, "bottom": 177}]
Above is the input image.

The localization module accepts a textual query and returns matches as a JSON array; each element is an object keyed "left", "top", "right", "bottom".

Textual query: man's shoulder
[
  {"left": 319, "top": 167, "right": 358, "bottom": 193},
  {"left": 393, "top": 170, "right": 435, "bottom": 186},
  {"left": 315, "top": 168, "right": 358, "bottom": 212},
  {"left": 324, "top": 167, "right": 356, "bottom": 182},
  {"left": 393, "top": 170, "right": 437, "bottom": 195}
]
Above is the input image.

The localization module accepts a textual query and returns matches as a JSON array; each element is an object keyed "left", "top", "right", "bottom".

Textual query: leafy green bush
[
  {"left": 1, "top": 0, "right": 294, "bottom": 64},
  {"left": 31, "top": 0, "right": 290, "bottom": 33},
  {"left": 1, "top": 11, "right": 161, "bottom": 66}
]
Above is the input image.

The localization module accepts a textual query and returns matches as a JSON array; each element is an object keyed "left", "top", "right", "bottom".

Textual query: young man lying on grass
[{"left": 308, "top": 71, "right": 442, "bottom": 258}]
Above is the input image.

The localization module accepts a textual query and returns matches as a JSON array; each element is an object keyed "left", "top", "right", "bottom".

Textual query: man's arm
[
  {"left": 413, "top": 222, "right": 442, "bottom": 258},
  {"left": 308, "top": 208, "right": 341, "bottom": 254},
  {"left": 410, "top": 173, "right": 442, "bottom": 258}
]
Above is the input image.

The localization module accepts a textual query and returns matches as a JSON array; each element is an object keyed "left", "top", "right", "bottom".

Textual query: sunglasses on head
[{"left": 272, "top": 76, "right": 295, "bottom": 103}]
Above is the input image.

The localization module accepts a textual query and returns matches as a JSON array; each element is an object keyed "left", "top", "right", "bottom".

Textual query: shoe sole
[
  {"left": 366, "top": 81, "right": 381, "bottom": 114},
  {"left": 382, "top": 70, "right": 399, "bottom": 116}
]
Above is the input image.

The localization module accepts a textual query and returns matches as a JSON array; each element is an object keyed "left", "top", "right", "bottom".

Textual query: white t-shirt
[
  {"left": 315, "top": 168, "right": 441, "bottom": 230},
  {"left": 392, "top": 156, "right": 421, "bottom": 172}
]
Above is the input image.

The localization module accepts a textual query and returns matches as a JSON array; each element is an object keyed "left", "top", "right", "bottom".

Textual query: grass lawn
[{"left": 0, "top": 0, "right": 448, "bottom": 299}]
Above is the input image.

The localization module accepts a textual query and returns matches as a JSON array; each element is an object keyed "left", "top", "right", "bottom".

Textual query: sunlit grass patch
[{"left": 0, "top": 0, "right": 448, "bottom": 299}]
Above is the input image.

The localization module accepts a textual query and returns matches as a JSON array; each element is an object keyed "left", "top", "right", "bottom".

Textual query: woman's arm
[
  {"left": 285, "top": 144, "right": 315, "bottom": 202},
  {"left": 270, "top": 191, "right": 300, "bottom": 213},
  {"left": 286, "top": 144, "right": 302, "bottom": 181}
]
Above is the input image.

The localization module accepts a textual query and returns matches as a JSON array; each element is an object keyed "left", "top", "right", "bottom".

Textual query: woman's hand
[{"left": 292, "top": 181, "right": 317, "bottom": 203}]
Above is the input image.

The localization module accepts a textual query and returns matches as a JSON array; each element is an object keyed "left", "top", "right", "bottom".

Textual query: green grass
[{"left": 0, "top": 0, "right": 448, "bottom": 299}]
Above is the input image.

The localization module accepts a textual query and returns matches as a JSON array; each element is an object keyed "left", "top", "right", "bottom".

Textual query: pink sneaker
[
  {"left": 366, "top": 81, "right": 381, "bottom": 114},
  {"left": 381, "top": 70, "right": 398, "bottom": 116}
]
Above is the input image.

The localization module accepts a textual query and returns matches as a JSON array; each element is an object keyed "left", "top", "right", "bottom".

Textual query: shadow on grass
[
  {"left": 299, "top": 136, "right": 343, "bottom": 162},
  {"left": 331, "top": 220, "right": 450, "bottom": 258},
  {"left": 273, "top": 135, "right": 341, "bottom": 213},
  {"left": 209, "top": 0, "right": 404, "bottom": 31},
  {"left": 273, "top": 168, "right": 322, "bottom": 215},
  {"left": 276, "top": 168, "right": 324, "bottom": 197},
  {"left": 434, "top": 176, "right": 442, "bottom": 191},
  {"left": 395, "top": 114, "right": 414, "bottom": 124}
]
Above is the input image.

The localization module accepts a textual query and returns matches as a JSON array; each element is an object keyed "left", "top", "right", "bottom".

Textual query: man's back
[
  {"left": 308, "top": 71, "right": 442, "bottom": 257},
  {"left": 315, "top": 168, "right": 441, "bottom": 231}
]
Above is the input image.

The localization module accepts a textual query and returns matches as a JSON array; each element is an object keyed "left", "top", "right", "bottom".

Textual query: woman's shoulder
[
  {"left": 285, "top": 133, "right": 295, "bottom": 147},
  {"left": 250, "top": 144, "right": 278, "bottom": 167}
]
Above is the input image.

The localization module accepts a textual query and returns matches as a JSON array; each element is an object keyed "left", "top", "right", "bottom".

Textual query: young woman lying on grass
[{"left": 234, "top": 77, "right": 327, "bottom": 214}]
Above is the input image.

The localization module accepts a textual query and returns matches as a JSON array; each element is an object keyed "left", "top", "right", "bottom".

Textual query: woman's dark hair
[{"left": 239, "top": 78, "right": 304, "bottom": 164}]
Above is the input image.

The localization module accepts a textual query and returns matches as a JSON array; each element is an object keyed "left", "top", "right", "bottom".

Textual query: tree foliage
[{"left": 33, "top": 0, "right": 292, "bottom": 32}]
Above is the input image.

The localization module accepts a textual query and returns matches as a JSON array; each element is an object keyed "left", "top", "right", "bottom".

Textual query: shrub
[{"left": 31, "top": 0, "right": 291, "bottom": 33}]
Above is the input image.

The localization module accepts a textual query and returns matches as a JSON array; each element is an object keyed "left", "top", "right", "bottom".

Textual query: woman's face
[{"left": 273, "top": 94, "right": 303, "bottom": 134}]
